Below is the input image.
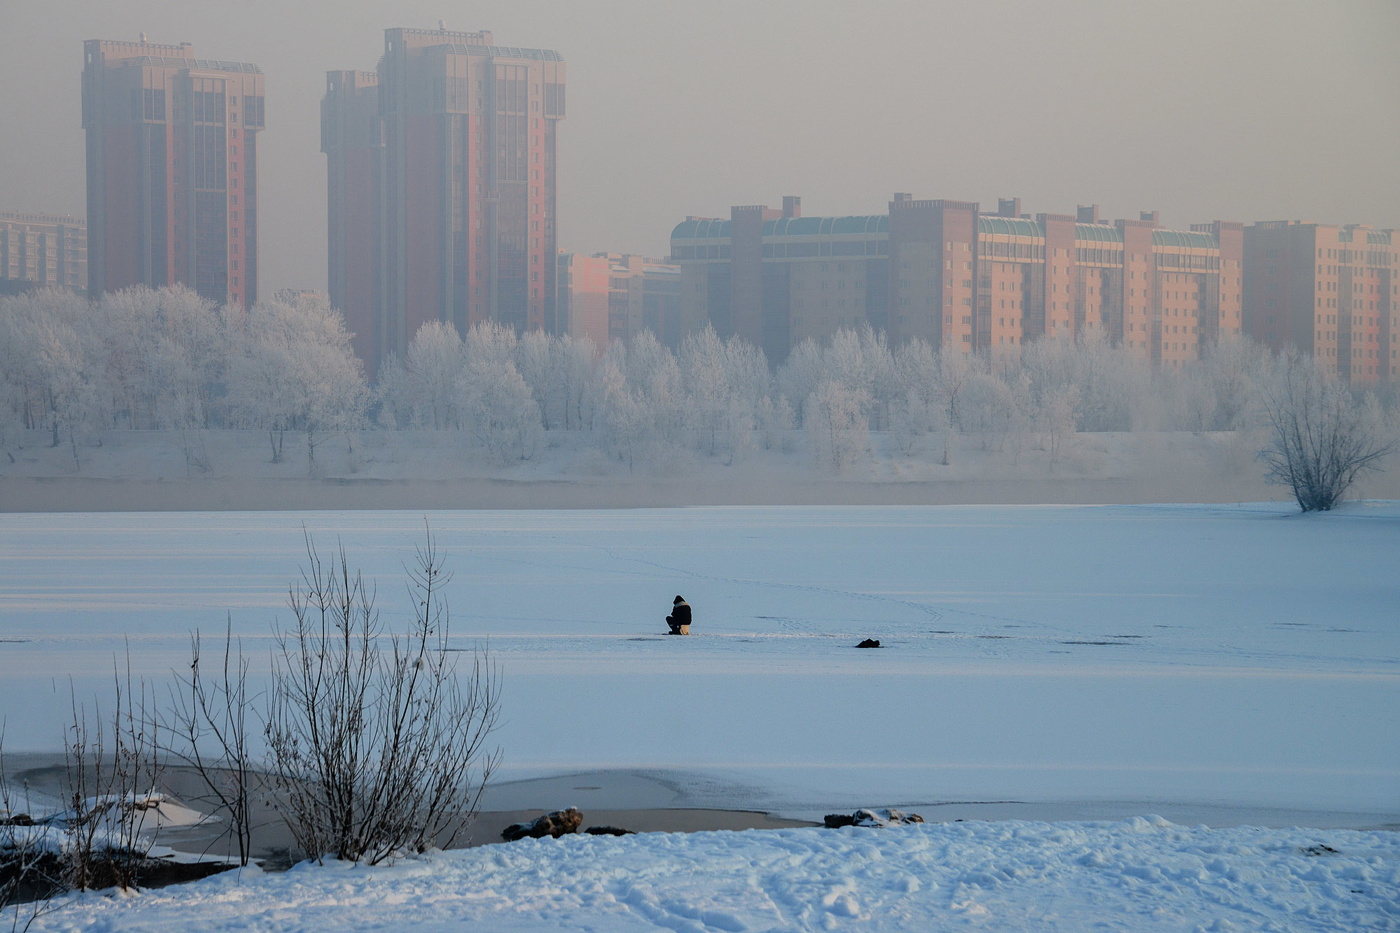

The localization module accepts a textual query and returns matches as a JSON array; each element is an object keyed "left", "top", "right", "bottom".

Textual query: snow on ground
[
  {"left": 16, "top": 426, "right": 1400, "bottom": 511},
  {"left": 2, "top": 427, "right": 1263, "bottom": 486},
  {"left": 1, "top": 502, "right": 1397, "bottom": 823},
  {"left": 15, "top": 819, "right": 1400, "bottom": 931}
]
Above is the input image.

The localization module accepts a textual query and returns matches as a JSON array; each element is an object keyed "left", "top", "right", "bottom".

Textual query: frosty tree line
[{"left": 0, "top": 285, "right": 1395, "bottom": 477}]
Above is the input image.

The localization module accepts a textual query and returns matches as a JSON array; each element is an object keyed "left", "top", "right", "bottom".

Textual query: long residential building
[
  {"left": 670, "top": 195, "right": 1243, "bottom": 369},
  {"left": 82, "top": 38, "right": 264, "bottom": 307},
  {"left": 0, "top": 212, "right": 87, "bottom": 296},
  {"left": 1243, "top": 221, "right": 1397, "bottom": 385},
  {"left": 324, "top": 27, "right": 565, "bottom": 375}
]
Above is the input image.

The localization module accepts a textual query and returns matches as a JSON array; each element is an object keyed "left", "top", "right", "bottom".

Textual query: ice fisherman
[{"left": 667, "top": 595, "right": 691, "bottom": 635}]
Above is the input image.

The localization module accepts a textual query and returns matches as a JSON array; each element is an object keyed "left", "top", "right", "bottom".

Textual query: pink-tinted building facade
[
  {"left": 324, "top": 27, "right": 565, "bottom": 375},
  {"left": 1244, "top": 221, "right": 1397, "bottom": 385},
  {"left": 83, "top": 38, "right": 264, "bottom": 308},
  {"left": 671, "top": 194, "right": 1242, "bottom": 368},
  {"left": 556, "top": 252, "right": 682, "bottom": 349}
]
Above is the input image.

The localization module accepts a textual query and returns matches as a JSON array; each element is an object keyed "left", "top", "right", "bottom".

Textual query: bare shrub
[
  {"left": 164, "top": 618, "right": 254, "bottom": 866},
  {"left": 62, "top": 658, "right": 163, "bottom": 893},
  {"left": 2, "top": 659, "right": 162, "bottom": 925},
  {"left": 1, "top": 731, "right": 59, "bottom": 931},
  {"left": 264, "top": 529, "right": 499, "bottom": 864},
  {"left": 1261, "top": 355, "right": 1394, "bottom": 512}
]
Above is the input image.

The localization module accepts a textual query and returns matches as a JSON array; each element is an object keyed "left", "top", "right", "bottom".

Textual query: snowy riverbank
[
  {"left": 15, "top": 818, "right": 1400, "bottom": 931},
  {"left": 7, "top": 426, "right": 1390, "bottom": 511}
]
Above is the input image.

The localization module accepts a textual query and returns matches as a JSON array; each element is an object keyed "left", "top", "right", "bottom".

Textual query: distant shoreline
[
  {"left": 0, "top": 473, "right": 1305, "bottom": 512},
  {"left": 8, "top": 427, "right": 1398, "bottom": 512}
]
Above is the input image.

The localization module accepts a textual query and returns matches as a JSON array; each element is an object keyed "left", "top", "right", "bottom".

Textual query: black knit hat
[{"left": 674, "top": 595, "right": 685, "bottom": 604}]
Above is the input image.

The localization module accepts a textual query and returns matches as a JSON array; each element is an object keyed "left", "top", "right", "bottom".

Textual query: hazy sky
[{"left": 2, "top": 0, "right": 1397, "bottom": 297}]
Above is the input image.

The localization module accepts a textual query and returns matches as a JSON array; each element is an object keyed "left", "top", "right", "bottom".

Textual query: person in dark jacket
[{"left": 666, "top": 596, "right": 691, "bottom": 635}]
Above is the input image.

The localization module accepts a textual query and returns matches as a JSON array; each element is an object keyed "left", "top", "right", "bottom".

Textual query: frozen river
[{"left": 1, "top": 503, "right": 1397, "bottom": 824}]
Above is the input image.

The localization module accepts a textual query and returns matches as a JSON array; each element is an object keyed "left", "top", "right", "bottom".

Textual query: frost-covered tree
[
  {"left": 780, "top": 327, "right": 895, "bottom": 435},
  {"left": 597, "top": 354, "right": 649, "bottom": 472},
  {"left": 512, "top": 330, "right": 599, "bottom": 432},
  {"left": 829, "top": 326, "right": 896, "bottom": 432},
  {"left": 94, "top": 286, "right": 226, "bottom": 470},
  {"left": 807, "top": 379, "right": 869, "bottom": 473},
  {"left": 226, "top": 293, "right": 367, "bottom": 465},
  {"left": 561, "top": 334, "right": 601, "bottom": 432},
  {"left": 679, "top": 326, "right": 769, "bottom": 463},
  {"left": 0, "top": 288, "right": 107, "bottom": 465},
  {"left": 1, "top": 284, "right": 1323, "bottom": 485},
  {"left": 679, "top": 326, "right": 732, "bottom": 457},
  {"left": 0, "top": 293, "right": 44, "bottom": 446},
  {"left": 627, "top": 330, "right": 683, "bottom": 448},
  {"left": 1072, "top": 335, "right": 1139, "bottom": 433},
  {"left": 1192, "top": 335, "right": 1273, "bottom": 432},
  {"left": 776, "top": 338, "right": 823, "bottom": 428},
  {"left": 515, "top": 330, "right": 562, "bottom": 431},
  {"left": 891, "top": 338, "right": 944, "bottom": 456},
  {"left": 371, "top": 351, "right": 409, "bottom": 428},
  {"left": 934, "top": 344, "right": 981, "bottom": 435},
  {"left": 755, "top": 393, "right": 795, "bottom": 452},
  {"left": 589, "top": 333, "right": 680, "bottom": 470},
  {"left": 958, "top": 368, "right": 1028, "bottom": 454},
  {"left": 402, "top": 321, "right": 466, "bottom": 429},
  {"left": 458, "top": 322, "right": 542, "bottom": 464},
  {"left": 1260, "top": 354, "right": 1393, "bottom": 511},
  {"left": 1019, "top": 337, "right": 1086, "bottom": 462},
  {"left": 96, "top": 285, "right": 224, "bottom": 433},
  {"left": 823, "top": 330, "right": 871, "bottom": 408}
]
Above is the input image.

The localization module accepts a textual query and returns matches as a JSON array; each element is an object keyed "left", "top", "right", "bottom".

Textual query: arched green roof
[
  {"left": 767, "top": 215, "right": 888, "bottom": 237},
  {"left": 1367, "top": 230, "right": 1393, "bottom": 245},
  {"left": 1152, "top": 230, "right": 1218, "bottom": 250},
  {"left": 979, "top": 216, "right": 1042, "bottom": 238},
  {"left": 670, "top": 218, "right": 731, "bottom": 240},
  {"left": 671, "top": 215, "right": 888, "bottom": 241},
  {"left": 1075, "top": 224, "right": 1123, "bottom": 243},
  {"left": 678, "top": 214, "right": 1227, "bottom": 252}
]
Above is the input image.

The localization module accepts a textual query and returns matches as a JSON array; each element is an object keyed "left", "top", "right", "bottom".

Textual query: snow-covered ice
[
  {"left": 3, "top": 502, "right": 1398, "bottom": 929},
  {"left": 1, "top": 502, "right": 1398, "bottom": 821},
  {"left": 15, "top": 818, "right": 1400, "bottom": 931}
]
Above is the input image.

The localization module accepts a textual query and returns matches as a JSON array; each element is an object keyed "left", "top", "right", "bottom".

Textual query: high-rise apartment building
[
  {"left": 324, "top": 27, "right": 565, "bottom": 375},
  {"left": 82, "top": 38, "right": 264, "bottom": 308},
  {"left": 322, "top": 70, "right": 382, "bottom": 368},
  {"left": 1243, "top": 221, "right": 1397, "bottom": 385},
  {"left": 0, "top": 212, "right": 87, "bottom": 296},
  {"left": 671, "top": 195, "right": 1243, "bottom": 368}
]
